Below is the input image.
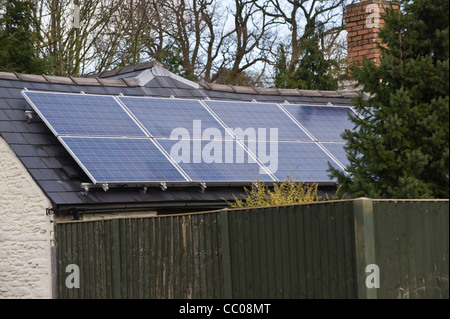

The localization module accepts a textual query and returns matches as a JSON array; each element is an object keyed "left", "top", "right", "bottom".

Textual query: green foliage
[
  {"left": 228, "top": 178, "right": 322, "bottom": 208},
  {"left": 0, "top": 0, "right": 49, "bottom": 74},
  {"left": 330, "top": 0, "right": 449, "bottom": 199},
  {"left": 274, "top": 23, "right": 339, "bottom": 91}
]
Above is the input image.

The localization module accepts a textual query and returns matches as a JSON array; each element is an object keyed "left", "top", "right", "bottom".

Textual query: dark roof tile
[
  {"left": 26, "top": 81, "right": 52, "bottom": 91},
  {"left": 79, "top": 85, "right": 109, "bottom": 95},
  {"left": 3, "top": 109, "right": 28, "bottom": 121},
  {"left": 116, "top": 65, "right": 139, "bottom": 75},
  {"left": 0, "top": 120, "right": 13, "bottom": 133},
  {"left": 0, "top": 99, "right": 12, "bottom": 111},
  {"left": 28, "top": 168, "right": 66, "bottom": 181},
  {"left": 6, "top": 98, "right": 28, "bottom": 110},
  {"left": 143, "top": 87, "right": 175, "bottom": 97},
  {"left": 170, "top": 88, "right": 194, "bottom": 98},
  {"left": 154, "top": 76, "right": 178, "bottom": 88},
  {"left": 189, "top": 88, "right": 209, "bottom": 98},
  {"left": 37, "top": 180, "right": 68, "bottom": 192},
  {"left": 1, "top": 132, "right": 28, "bottom": 144},
  {"left": 0, "top": 87, "right": 17, "bottom": 99},
  {"left": 22, "top": 132, "right": 56, "bottom": 145},
  {"left": 0, "top": 79, "right": 17, "bottom": 88},
  {"left": 10, "top": 144, "right": 47, "bottom": 157},
  {"left": 20, "top": 156, "right": 48, "bottom": 169}
]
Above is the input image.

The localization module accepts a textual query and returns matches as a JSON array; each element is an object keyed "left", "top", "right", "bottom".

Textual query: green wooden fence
[{"left": 55, "top": 199, "right": 449, "bottom": 299}]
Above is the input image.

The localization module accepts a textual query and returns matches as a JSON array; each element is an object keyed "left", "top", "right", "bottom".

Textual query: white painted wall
[{"left": 0, "top": 137, "right": 54, "bottom": 299}]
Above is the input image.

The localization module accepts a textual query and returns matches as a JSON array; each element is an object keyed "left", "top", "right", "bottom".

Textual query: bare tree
[
  {"left": 255, "top": 0, "right": 352, "bottom": 71},
  {"left": 34, "top": 0, "right": 125, "bottom": 76}
]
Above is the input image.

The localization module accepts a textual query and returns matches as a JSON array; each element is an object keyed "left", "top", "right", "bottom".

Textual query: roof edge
[
  {"left": 198, "top": 82, "right": 360, "bottom": 98},
  {"left": 1, "top": 69, "right": 360, "bottom": 98},
  {"left": 0, "top": 71, "right": 138, "bottom": 88}
]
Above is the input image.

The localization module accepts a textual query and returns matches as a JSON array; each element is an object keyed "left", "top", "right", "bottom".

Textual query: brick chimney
[{"left": 344, "top": 0, "right": 399, "bottom": 68}]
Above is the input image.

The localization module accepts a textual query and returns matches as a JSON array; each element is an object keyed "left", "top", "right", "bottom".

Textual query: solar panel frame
[
  {"left": 22, "top": 90, "right": 147, "bottom": 137},
  {"left": 59, "top": 136, "right": 190, "bottom": 184},
  {"left": 281, "top": 103, "right": 357, "bottom": 142},
  {"left": 117, "top": 96, "right": 234, "bottom": 140}
]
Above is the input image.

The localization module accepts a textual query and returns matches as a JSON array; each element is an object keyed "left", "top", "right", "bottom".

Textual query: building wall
[{"left": 0, "top": 137, "right": 54, "bottom": 298}]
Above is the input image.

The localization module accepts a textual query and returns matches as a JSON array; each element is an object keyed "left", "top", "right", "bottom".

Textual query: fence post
[
  {"left": 219, "top": 209, "right": 233, "bottom": 299},
  {"left": 353, "top": 197, "right": 377, "bottom": 299},
  {"left": 111, "top": 218, "right": 122, "bottom": 299}
]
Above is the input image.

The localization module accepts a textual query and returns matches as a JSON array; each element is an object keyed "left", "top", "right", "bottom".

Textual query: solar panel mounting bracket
[
  {"left": 81, "top": 183, "right": 94, "bottom": 195},
  {"left": 160, "top": 182, "right": 168, "bottom": 191},
  {"left": 199, "top": 182, "right": 207, "bottom": 193},
  {"left": 24, "top": 110, "right": 35, "bottom": 123},
  {"left": 102, "top": 183, "right": 109, "bottom": 192}
]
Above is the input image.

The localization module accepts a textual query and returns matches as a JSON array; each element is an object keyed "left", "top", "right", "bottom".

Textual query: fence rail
[{"left": 55, "top": 198, "right": 449, "bottom": 299}]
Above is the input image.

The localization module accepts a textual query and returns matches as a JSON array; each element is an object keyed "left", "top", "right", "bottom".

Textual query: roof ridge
[
  {"left": 0, "top": 71, "right": 138, "bottom": 87},
  {"left": 90, "top": 60, "right": 163, "bottom": 78},
  {"left": 198, "top": 81, "right": 359, "bottom": 98},
  {"left": 1, "top": 69, "right": 359, "bottom": 97}
]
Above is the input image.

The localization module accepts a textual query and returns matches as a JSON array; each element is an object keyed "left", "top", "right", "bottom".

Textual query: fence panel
[
  {"left": 55, "top": 199, "right": 449, "bottom": 299},
  {"left": 372, "top": 200, "right": 449, "bottom": 299},
  {"left": 223, "top": 200, "right": 358, "bottom": 298},
  {"left": 56, "top": 213, "right": 223, "bottom": 299}
]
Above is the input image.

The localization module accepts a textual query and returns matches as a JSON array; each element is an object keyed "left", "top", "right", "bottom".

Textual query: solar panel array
[{"left": 23, "top": 90, "right": 354, "bottom": 187}]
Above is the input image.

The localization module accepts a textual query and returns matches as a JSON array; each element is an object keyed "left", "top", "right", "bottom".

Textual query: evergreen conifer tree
[
  {"left": 330, "top": 0, "right": 449, "bottom": 199},
  {"left": 0, "top": 0, "right": 48, "bottom": 74},
  {"left": 274, "top": 22, "right": 339, "bottom": 90}
]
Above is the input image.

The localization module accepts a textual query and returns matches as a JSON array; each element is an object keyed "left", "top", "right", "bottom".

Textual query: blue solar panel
[
  {"left": 23, "top": 90, "right": 350, "bottom": 186},
  {"left": 283, "top": 104, "right": 355, "bottom": 142},
  {"left": 60, "top": 137, "right": 187, "bottom": 183},
  {"left": 156, "top": 139, "right": 274, "bottom": 182},
  {"left": 204, "top": 100, "right": 311, "bottom": 141},
  {"left": 23, "top": 91, "right": 146, "bottom": 137},
  {"left": 320, "top": 142, "right": 350, "bottom": 169},
  {"left": 118, "top": 97, "right": 233, "bottom": 139},
  {"left": 270, "top": 142, "right": 343, "bottom": 182}
]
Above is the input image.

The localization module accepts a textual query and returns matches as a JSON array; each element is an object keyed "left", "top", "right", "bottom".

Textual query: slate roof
[{"left": 0, "top": 63, "right": 358, "bottom": 214}]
